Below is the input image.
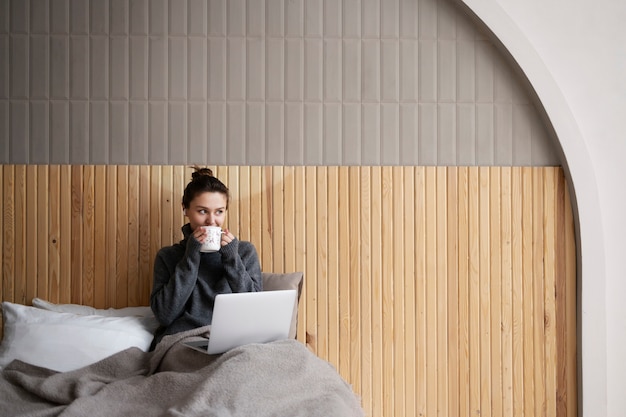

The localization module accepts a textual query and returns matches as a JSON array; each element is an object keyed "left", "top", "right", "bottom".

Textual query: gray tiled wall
[{"left": 0, "top": 0, "right": 560, "bottom": 166}]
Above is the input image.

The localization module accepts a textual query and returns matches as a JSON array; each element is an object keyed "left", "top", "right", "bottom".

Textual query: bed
[{"left": 0, "top": 272, "right": 365, "bottom": 417}]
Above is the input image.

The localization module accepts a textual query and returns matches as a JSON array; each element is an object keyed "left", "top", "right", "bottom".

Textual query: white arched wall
[{"left": 458, "top": 1, "right": 626, "bottom": 416}]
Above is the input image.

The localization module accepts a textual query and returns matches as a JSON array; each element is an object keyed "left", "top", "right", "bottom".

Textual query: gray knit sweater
[{"left": 149, "top": 223, "right": 262, "bottom": 348}]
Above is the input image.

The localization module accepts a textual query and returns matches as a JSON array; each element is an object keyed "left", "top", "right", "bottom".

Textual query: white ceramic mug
[{"left": 200, "top": 226, "right": 223, "bottom": 252}]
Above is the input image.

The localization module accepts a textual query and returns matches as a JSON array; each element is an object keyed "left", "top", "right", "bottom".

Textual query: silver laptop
[{"left": 183, "top": 289, "right": 297, "bottom": 354}]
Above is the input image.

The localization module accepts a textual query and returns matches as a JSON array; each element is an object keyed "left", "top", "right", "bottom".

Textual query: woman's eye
[{"left": 199, "top": 209, "right": 207, "bottom": 214}]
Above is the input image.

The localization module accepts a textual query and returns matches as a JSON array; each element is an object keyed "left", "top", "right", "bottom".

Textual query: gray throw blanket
[{"left": 0, "top": 326, "right": 364, "bottom": 417}]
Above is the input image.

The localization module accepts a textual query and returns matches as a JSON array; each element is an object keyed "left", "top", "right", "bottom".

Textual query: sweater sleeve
[
  {"left": 219, "top": 239, "right": 263, "bottom": 293},
  {"left": 150, "top": 237, "right": 203, "bottom": 326}
]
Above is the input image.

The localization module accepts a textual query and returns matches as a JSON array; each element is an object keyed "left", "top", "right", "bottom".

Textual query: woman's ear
[{"left": 183, "top": 208, "right": 188, "bottom": 216}]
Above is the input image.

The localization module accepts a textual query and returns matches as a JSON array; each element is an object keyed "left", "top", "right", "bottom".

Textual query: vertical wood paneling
[{"left": 0, "top": 165, "right": 577, "bottom": 417}]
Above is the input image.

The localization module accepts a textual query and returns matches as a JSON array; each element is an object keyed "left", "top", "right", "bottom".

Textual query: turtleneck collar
[{"left": 181, "top": 223, "right": 193, "bottom": 240}]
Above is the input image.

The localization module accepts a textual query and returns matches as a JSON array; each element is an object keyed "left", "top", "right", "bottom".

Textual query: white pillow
[
  {"left": 32, "top": 297, "right": 154, "bottom": 317},
  {"left": 0, "top": 302, "right": 157, "bottom": 372}
]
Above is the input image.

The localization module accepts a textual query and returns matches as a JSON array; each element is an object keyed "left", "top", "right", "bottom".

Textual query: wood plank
[
  {"left": 532, "top": 168, "right": 546, "bottom": 416},
  {"left": 116, "top": 166, "right": 129, "bottom": 308},
  {"left": 161, "top": 166, "right": 173, "bottom": 254},
  {"left": 37, "top": 166, "right": 49, "bottom": 304},
  {"left": 0, "top": 167, "right": 3, "bottom": 306},
  {"left": 489, "top": 168, "right": 502, "bottom": 417},
  {"left": 15, "top": 165, "right": 27, "bottom": 303},
  {"left": 371, "top": 166, "right": 384, "bottom": 417},
  {"left": 564, "top": 176, "right": 578, "bottom": 417},
  {"left": 70, "top": 166, "right": 83, "bottom": 304},
  {"left": 511, "top": 167, "right": 524, "bottom": 417},
  {"left": 381, "top": 166, "right": 394, "bottom": 417},
  {"left": 415, "top": 167, "right": 427, "bottom": 417},
  {"left": 227, "top": 166, "right": 239, "bottom": 239},
  {"left": 93, "top": 165, "right": 107, "bottom": 309},
  {"left": 0, "top": 166, "right": 3, "bottom": 305},
  {"left": 173, "top": 166, "right": 187, "bottom": 242},
  {"left": 436, "top": 167, "right": 449, "bottom": 417},
  {"left": 238, "top": 166, "right": 251, "bottom": 242},
  {"left": 359, "top": 166, "right": 372, "bottom": 414},
  {"left": 392, "top": 166, "right": 406, "bottom": 417},
  {"left": 521, "top": 167, "right": 535, "bottom": 415},
  {"left": 447, "top": 167, "right": 459, "bottom": 417},
  {"left": 146, "top": 166, "right": 165, "bottom": 298},
  {"left": 59, "top": 166, "right": 72, "bottom": 304},
  {"left": 2, "top": 166, "right": 15, "bottom": 303},
  {"left": 136, "top": 165, "right": 151, "bottom": 306},
  {"left": 327, "top": 166, "right": 340, "bottom": 368},
  {"left": 457, "top": 167, "right": 470, "bottom": 417},
  {"left": 250, "top": 167, "right": 262, "bottom": 267},
  {"left": 338, "top": 166, "right": 352, "bottom": 380},
  {"left": 402, "top": 166, "right": 417, "bottom": 417},
  {"left": 317, "top": 167, "right": 330, "bottom": 361},
  {"left": 544, "top": 168, "right": 557, "bottom": 416},
  {"left": 127, "top": 165, "right": 140, "bottom": 306},
  {"left": 468, "top": 167, "right": 480, "bottom": 417},
  {"left": 105, "top": 166, "right": 118, "bottom": 308},
  {"left": 273, "top": 166, "right": 285, "bottom": 273},
  {"left": 261, "top": 166, "right": 273, "bottom": 272},
  {"left": 348, "top": 166, "right": 362, "bottom": 395},
  {"left": 479, "top": 167, "right": 492, "bottom": 417},
  {"left": 294, "top": 166, "right": 306, "bottom": 341},
  {"left": 283, "top": 166, "right": 296, "bottom": 274},
  {"left": 501, "top": 168, "right": 514, "bottom": 416},
  {"left": 49, "top": 165, "right": 60, "bottom": 303},
  {"left": 82, "top": 165, "right": 95, "bottom": 306},
  {"left": 425, "top": 166, "right": 437, "bottom": 417},
  {"left": 305, "top": 166, "right": 318, "bottom": 354}
]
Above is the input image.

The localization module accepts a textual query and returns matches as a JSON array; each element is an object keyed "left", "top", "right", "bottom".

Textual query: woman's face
[{"left": 185, "top": 191, "right": 228, "bottom": 231}]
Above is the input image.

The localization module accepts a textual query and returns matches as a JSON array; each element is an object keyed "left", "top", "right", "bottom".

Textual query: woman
[{"left": 149, "top": 167, "right": 263, "bottom": 349}]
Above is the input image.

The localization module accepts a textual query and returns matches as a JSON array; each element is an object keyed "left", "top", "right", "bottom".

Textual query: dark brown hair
[{"left": 182, "top": 166, "right": 230, "bottom": 209}]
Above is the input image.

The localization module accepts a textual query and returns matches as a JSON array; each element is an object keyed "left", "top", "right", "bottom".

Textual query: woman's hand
[
  {"left": 192, "top": 226, "right": 208, "bottom": 244},
  {"left": 221, "top": 228, "right": 235, "bottom": 247}
]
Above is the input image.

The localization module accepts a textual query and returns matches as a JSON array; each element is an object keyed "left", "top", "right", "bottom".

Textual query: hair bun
[{"left": 190, "top": 166, "right": 214, "bottom": 180}]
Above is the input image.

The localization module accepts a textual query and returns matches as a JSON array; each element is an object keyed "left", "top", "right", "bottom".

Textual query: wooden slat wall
[{"left": 0, "top": 165, "right": 577, "bottom": 417}]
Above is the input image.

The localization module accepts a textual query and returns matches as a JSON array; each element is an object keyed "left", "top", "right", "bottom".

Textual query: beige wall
[{"left": 0, "top": 0, "right": 559, "bottom": 166}]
